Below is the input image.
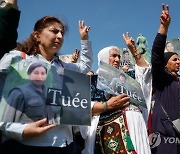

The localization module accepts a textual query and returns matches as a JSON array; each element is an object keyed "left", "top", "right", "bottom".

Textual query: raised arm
[
  {"left": 71, "top": 48, "right": 80, "bottom": 63},
  {"left": 151, "top": 4, "right": 171, "bottom": 83},
  {"left": 123, "top": 32, "right": 148, "bottom": 67},
  {"left": 123, "top": 32, "right": 152, "bottom": 119},
  {"left": 63, "top": 20, "right": 93, "bottom": 73},
  {"left": 158, "top": 4, "right": 171, "bottom": 35},
  {"left": 79, "top": 20, "right": 90, "bottom": 40},
  {"left": 0, "top": 0, "right": 20, "bottom": 58}
]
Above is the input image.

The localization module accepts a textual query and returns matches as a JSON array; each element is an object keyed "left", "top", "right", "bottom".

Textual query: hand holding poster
[
  {"left": 0, "top": 58, "right": 91, "bottom": 126},
  {"left": 97, "top": 61, "right": 147, "bottom": 108}
]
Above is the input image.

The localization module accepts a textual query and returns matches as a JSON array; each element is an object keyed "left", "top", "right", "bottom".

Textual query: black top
[
  {"left": 151, "top": 33, "right": 180, "bottom": 154},
  {"left": 0, "top": 7, "right": 20, "bottom": 58}
]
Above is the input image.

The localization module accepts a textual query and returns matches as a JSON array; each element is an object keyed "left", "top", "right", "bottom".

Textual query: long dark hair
[{"left": 17, "top": 16, "right": 68, "bottom": 55}]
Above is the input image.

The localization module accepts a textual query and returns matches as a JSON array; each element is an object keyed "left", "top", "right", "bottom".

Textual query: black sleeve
[
  {"left": 151, "top": 33, "right": 167, "bottom": 86},
  {"left": 0, "top": 7, "right": 20, "bottom": 59}
]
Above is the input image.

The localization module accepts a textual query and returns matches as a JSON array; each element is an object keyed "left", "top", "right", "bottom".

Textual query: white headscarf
[{"left": 97, "top": 46, "right": 121, "bottom": 73}]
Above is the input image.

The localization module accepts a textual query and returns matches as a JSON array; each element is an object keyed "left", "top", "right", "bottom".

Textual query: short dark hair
[
  {"left": 123, "top": 50, "right": 129, "bottom": 55},
  {"left": 119, "top": 73, "right": 126, "bottom": 79},
  {"left": 34, "top": 16, "right": 68, "bottom": 33},
  {"left": 164, "top": 52, "right": 178, "bottom": 66},
  {"left": 27, "top": 63, "right": 47, "bottom": 75}
]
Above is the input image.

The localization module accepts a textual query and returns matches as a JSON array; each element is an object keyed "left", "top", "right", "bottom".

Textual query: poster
[
  {"left": 97, "top": 61, "right": 147, "bottom": 108},
  {"left": 0, "top": 58, "right": 91, "bottom": 126}
]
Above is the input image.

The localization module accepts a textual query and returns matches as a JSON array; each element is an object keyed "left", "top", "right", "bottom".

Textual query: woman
[
  {"left": 165, "top": 41, "right": 175, "bottom": 52},
  {"left": 82, "top": 46, "right": 151, "bottom": 154},
  {"left": 2, "top": 63, "right": 48, "bottom": 123},
  {"left": 120, "top": 49, "right": 134, "bottom": 71},
  {"left": 151, "top": 4, "right": 180, "bottom": 154},
  {"left": 0, "top": 15, "right": 92, "bottom": 153},
  {"left": 123, "top": 32, "right": 152, "bottom": 126}
]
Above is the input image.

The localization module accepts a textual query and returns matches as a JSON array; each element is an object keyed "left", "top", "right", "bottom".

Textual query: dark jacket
[{"left": 2, "top": 82, "right": 47, "bottom": 123}]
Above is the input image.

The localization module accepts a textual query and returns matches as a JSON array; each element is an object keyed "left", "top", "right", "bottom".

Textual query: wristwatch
[{"left": 0, "top": 0, "right": 18, "bottom": 9}]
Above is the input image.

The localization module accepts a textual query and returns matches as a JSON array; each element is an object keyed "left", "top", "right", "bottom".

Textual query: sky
[{"left": 17, "top": 0, "right": 180, "bottom": 72}]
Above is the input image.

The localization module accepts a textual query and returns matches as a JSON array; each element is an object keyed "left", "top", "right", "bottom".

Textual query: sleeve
[
  {"left": 63, "top": 40, "right": 93, "bottom": 74},
  {"left": 135, "top": 64, "right": 152, "bottom": 122},
  {"left": 0, "top": 50, "right": 22, "bottom": 70},
  {"left": 0, "top": 122, "right": 27, "bottom": 141},
  {"left": 80, "top": 101, "right": 100, "bottom": 154},
  {"left": 151, "top": 33, "right": 167, "bottom": 85},
  {"left": 0, "top": 7, "right": 20, "bottom": 59}
]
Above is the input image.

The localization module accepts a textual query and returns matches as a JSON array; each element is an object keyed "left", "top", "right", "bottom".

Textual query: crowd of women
[{"left": 0, "top": 0, "right": 179, "bottom": 154}]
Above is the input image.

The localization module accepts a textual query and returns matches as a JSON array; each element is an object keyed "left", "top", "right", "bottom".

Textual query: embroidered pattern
[{"left": 95, "top": 110, "right": 136, "bottom": 154}]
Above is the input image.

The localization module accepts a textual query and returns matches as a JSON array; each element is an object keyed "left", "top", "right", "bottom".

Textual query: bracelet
[
  {"left": 104, "top": 101, "right": 108, "bottom": 111},
  {"left": 133, "top": 53, "right": 141, "bottom": 58},
  {"left": 133, "top": 49, "right": 142, "bottom": 58},
  {"left": 133, "top": 48, "right": 146, "bottom": 58}
]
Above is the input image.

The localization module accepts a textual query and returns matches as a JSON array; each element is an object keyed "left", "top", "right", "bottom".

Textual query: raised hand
[
  {"left": 71, "top": 48, "right": 80, "bottom": 63},
  {"left": 160, "top": 4, "right": 171, "bottom": 27},
  {"left": 123, "top": 32, "right": 148, "bottom": 67},
  {"left": 23, "top": 118, "right": 56, "bottom": 138},
  {"left": 123, "top": 32, "right": 137, "bottom": 54},
  {"left": 158, "top": 4, "right": 171, "bottom": 34},
  {"left": 79, "top": 20, "right": 90, "bottom": 40}
]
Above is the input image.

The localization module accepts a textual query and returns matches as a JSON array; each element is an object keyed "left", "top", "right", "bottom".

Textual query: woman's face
[
  {"left": 166, "top": 54, "right": 180, "bottom": 74},
  {"left": 166, "top": 42, "right": 174, "bottom": 52},
  {"left": 120, "top": 75, "right": 126, "bottom": 83},
  {"left": 109, "top": 49, "right": 121, "bottom": 69},
  {"left": 29, "top": 66, "right": 47, "bottom": 87},
  {"left": 124, "top": 52, "right": 129, "bottom": 61},
  {"left": 37, "top": 22, "right": 64, "bottom": 56}
]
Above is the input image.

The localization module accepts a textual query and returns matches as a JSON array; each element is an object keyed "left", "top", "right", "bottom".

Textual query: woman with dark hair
[
  {"left": 0, "top": 14, "right": 92, "bottom": 153},
  {"left": 151, "top": 4, "right": 180, "bottom": 154},
  {"left": 165, "top": 41, "right": 175, "bottom": 52},
  {"left": 2, "top": 62, "right": 48, "bottom": 123}
]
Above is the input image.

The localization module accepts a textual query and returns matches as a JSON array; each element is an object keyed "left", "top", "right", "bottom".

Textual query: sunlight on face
[
  {"left": 109, "top": 49, "right": 121, "bottom": 69},
  {"left": 38, "top": 22, "right": 64, "bottom": 56},
  {"left": 124, "top": 52, "right": 130, "bottom": 60},
  {"left": 166, "top": 42, "right": 174, "bottom": 52},
  {"left": 166, "top": 54, "right": 180, "bottom": 74},
  {"left": 120, "top": 75, "right": 126, "bottom": 83}
]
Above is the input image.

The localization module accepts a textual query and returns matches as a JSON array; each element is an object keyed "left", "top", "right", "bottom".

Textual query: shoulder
[
  {"left": 0, "top": 49, "right": 22, "bottom": 70},
  {"left": 8, "top": 87, "right": 24, "bottom": 97},
  {"left": 8, "top": 83, "right": 33, "bottom": 97},
  {"left": 1, "top": 49, "right": 22, "bottom": 58},
  {"left": 17, "top": 82, "right": 32, "bottom": 91}
]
